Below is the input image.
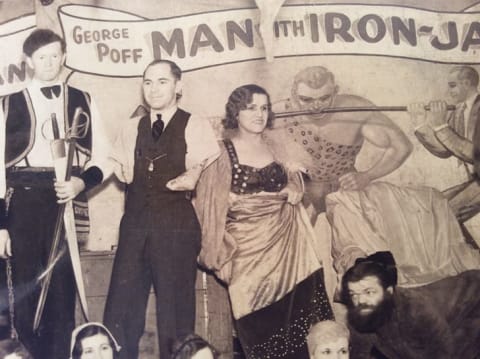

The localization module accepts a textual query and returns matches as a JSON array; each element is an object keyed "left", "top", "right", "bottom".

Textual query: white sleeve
[
  {"left": 85, "top": 96, "right": 113, "bottom": 180},
  {"left": 0, "top": 99, "right": 6, "bottom": 199},
  {"left": 184, "top": 115, "right": 220, "bottom": 170},
  {"left": 107, "top": 118, "right": 138, "bottom": 184}
]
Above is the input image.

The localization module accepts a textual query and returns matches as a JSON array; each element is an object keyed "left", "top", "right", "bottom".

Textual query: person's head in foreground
[
  {"left": 307, "top": 320, "right": 350, "bottom": 358},
  {"left": 0, "top": 339, "right": 33, "bottom": 359},
  {"left": 170, "top": 334, "right": 218, "bottom": 359},
  {"left": 70, "top": 322, "right": 121, "bottom": 359},
  {"left": 341, "top": 251, "right": 398, "bottom": 333}
]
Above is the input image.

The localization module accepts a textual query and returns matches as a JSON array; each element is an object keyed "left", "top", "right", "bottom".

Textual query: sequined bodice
[
  {"left": 224, "top": 140, "right": 288, "bottom": 194},
  {"left": 287, "top": 121, "right": 362, "bottom": 181}
]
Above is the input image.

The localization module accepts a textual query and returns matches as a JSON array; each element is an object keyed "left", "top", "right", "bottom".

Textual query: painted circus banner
[
  {"left": 59, "top": 4, "right": 480, "bottom": 77},
  {"left": 1, "top": 1, "right": 479, "bottom": 267},
  {"left": 1, "top": 0, "right": 479, "bottom": 268},
  {"left": 2, "top": 3, "right": 479, "bottom": 94},
  {"left": 2, "top": 1, "right": 480, "bottom": 358},
  {"left": 0, "top": 14, "right": 35, "bottom": 95}
]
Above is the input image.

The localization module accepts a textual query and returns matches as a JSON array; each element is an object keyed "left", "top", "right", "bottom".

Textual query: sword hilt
[{"left": 51, "top": 113, "right": 60, "bottom": 140}]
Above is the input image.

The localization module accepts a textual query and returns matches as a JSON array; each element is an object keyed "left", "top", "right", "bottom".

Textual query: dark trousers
[
  {"left": 0, "top": 259, "right": 10, "bottom": 339},
  {"left": 8, "top": 187, "right": 75, "bottom": 359},
  {"left": 104, "top": 201, "right": 200, "bottom": 359}
]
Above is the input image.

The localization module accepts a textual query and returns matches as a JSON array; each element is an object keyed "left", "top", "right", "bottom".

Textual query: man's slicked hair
[
  {"left": 23, "top": 29, "right": 66, "bottom": 57},
  {"left": 451, "top": 65, "right": 479, "bottom": 88},
  {"left": 143, "top": 59, "right": 182, "bottom": 81}
]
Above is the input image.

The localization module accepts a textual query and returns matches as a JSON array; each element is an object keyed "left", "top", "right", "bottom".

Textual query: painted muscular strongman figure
[
  {"left": 278, "top": 67, "right": 480, "bottom": 289},
  {"left": 283, "top": 66, "right": 412, "bottom": 220}
]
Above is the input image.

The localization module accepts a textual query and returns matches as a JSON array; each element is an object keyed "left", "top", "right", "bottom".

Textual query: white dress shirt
[
  {"left": 110, "top": 105, "right": 220, "bottom": 184},
  {"left": 0, "top": 80, "right": 110, "bottom": 197},
  {"left": 150, "top": 105, "right": 220, "bottom": 170}
]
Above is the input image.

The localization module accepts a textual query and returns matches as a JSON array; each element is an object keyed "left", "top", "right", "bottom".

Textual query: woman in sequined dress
[{"left": 194, "top": 84, "right": 334, "bottom": 359}]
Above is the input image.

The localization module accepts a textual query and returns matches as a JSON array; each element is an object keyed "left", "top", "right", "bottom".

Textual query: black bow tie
[
  {"left": 152, "top": 114, "right": 164, "bottom": 140},
  {"left": 40, "top": 85, "right": 61, "bottom": 99}
]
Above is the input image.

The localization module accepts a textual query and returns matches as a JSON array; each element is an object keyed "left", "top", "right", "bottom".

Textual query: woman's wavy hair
[{"left": 222, "top": 84, "right": 275, "bottom": 129}]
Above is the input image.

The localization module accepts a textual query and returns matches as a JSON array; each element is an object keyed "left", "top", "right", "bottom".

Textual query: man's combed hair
[
  {"left": 23, "top": 29, "right": 66, "bottom": 57},
  {"left": 451, "top": 65, "right": 479, "bottom": 88},
  {"left": 143, "top": 59, "right": 182, "bottom": 81}
]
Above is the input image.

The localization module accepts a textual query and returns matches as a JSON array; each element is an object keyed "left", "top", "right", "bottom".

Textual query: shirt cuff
[
  {"left": 80, "top": 166, "right": 103, "bottom": 192},
  {"left": 414, "top": 123, "right": 428, "bottom": 132},
  {"left": 0, "top": 199, "right": 8, "bottom": 230},
  {"left": 433, "top": 123, "right": 450, "bottom": 132}
]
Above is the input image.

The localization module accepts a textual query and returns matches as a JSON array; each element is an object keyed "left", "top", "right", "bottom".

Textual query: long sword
[{"left": 33, "top": 108, "right": 89, "bottom": 331}]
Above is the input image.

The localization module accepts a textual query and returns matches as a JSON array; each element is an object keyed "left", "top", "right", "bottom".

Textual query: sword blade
[
  {"left": 33, "top": 204, "right": 65, "bottom": 331},
  {"left": 64, "top": 201, "right": 89, "bottom": 321},
  {"left": 33, "top": 121, "right": 90, "bottom": 330},
  {"left": 36, "top": 246, "right": 66, "bottom": 282}
]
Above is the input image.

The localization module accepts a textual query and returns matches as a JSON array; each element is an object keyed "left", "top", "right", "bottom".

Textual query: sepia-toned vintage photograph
[{"left": 1, "top": 0, "right": 480, "bottom": 358}]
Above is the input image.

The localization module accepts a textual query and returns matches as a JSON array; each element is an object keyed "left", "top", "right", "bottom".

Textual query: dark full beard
[{"left": 347, "top": 293, "right": 394, "bottom": 333}]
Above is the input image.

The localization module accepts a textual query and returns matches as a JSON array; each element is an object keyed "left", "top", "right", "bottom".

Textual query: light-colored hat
[{"left": 69, "top": 322, "right": 121, "bottom": 359}]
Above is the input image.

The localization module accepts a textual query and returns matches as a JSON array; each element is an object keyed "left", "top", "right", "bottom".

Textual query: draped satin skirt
[{"left": 225, "top": 193, "right": 333, "bottom": 358}]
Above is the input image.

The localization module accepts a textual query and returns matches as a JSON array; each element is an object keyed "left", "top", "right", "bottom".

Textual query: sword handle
[{"left": 51, "top": 113, "right": 60, "bottom": 140}]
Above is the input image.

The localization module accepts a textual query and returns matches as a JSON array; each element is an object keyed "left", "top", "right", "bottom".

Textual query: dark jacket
[{"left": 350, "top": 270, "right": 480, "bottom": 359}]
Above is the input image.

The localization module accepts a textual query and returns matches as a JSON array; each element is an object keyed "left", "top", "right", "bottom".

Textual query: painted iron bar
[{"left": 274, "top": 105, "right": 456, "bottom": 119}]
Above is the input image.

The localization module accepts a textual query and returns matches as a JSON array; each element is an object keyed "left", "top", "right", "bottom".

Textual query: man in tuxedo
[
  {"left": 0, "top": 29, "right": 109, "bottom": 358},
  {"left": 409, "top": 66, "right": 480, "bottom": 225}
]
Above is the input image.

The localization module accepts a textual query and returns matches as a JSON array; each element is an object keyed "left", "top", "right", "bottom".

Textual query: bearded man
[{"left": 342, "top": 251, "right": 480, "bottom": 359}]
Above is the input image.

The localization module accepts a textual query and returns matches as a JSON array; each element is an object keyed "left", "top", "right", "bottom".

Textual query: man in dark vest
[
  {"left": 103, "top": 59, "right": 219, "bottom": 359},
  {"left": 0, "top": 29, "right": 110, "bottom": 358}
]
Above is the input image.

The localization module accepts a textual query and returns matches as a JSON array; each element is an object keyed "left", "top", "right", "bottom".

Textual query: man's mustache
[{"left": 355, "top": 304, "right": 377, "bottom": 311}]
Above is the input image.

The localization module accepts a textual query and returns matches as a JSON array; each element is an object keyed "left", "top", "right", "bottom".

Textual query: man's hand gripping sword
[{"left": 33, "top": 107, "right": 90, "bottom": 331}]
